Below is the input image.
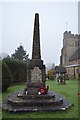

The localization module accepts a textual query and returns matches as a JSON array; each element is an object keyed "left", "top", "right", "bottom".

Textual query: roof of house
[
  {"left": 55, "top": 66, "right": 66, "bottom": 73},
  {"left": 69, "top": 47, "right": 80, "bottom": 61}
]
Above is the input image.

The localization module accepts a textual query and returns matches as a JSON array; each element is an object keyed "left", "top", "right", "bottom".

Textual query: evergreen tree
[{"left": 11, "top": 45, "right": 29, "bottom": 61}]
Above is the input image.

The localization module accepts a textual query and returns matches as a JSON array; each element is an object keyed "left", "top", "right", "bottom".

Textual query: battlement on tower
[{"left": 63, "top": 31, "right": 79, "bottom": 39}]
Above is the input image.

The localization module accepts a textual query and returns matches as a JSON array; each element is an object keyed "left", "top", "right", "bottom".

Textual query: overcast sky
[{"left": 0, "top": 1, "right": 78, "bottom": 65}]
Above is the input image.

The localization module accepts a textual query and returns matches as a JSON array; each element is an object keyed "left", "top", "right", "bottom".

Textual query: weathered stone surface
[
  {"left": 27, "top": 13, "right": 45, "bottom": 95},
  {"left": 31, "top": 67, "right": 42, "bottom": 83},
  {"left": 32, "top": 13, "right": 41, "bottom": 60},
  {"left": 17, "top": 90, "right": 55, "bottom": 99},
  {"left": 2, "top": 90, "right": 72, "bottom": 112}
]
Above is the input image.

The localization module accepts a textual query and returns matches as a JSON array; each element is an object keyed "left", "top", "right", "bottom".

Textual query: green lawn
[{"left": 2, "top": 79, "right": 79, "bottom": 119}]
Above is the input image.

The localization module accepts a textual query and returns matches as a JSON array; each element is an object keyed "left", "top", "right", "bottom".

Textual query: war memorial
[{"left": 2, "top": 13, "right": 72, "bottom": 112}]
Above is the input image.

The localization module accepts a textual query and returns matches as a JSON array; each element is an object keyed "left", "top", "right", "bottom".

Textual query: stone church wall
[{"left": 60, "top": 31, "right": 79, "bottom": 66}]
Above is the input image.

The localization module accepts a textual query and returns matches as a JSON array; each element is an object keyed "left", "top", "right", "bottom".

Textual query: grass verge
[{"left": 2, "top": 79, "right": 78, "bottom": 119}]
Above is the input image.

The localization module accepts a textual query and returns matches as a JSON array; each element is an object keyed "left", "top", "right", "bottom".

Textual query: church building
[{"left": 60, "top": 31, "right": 80, "bottom": 79}]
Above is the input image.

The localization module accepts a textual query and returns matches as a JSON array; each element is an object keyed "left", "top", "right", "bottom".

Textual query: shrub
[
  {"left": 48, "top": 69, "right": 55, "bottom": 80},
  {"left": 0, "top": 60, "right": 2, "bottom": 92},
  {"left": 2, "top": 61, "right": 12, "bottom": 92},
  {"left": 3, "top": 59, "right": 27, "bottom": 84}
]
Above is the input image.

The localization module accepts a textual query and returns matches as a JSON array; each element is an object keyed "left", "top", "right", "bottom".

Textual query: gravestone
[
  {"left": 2, "top": 13, "right": 72, "bottom": 112},
  {"left": 26, "top": 13, "right": 46, "bottom": 95},
  {"left": 55, "top": 66, "right": 66, "bottom": 84}
]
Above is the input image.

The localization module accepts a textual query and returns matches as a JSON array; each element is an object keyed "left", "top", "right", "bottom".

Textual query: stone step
[
  {"left": 8, "top": 97, "right": 63, "bottom": 107},
  {"left": 7, "top": 90, "right": 63, "bottom": 107},
  {"left": 17, "top": 90, "right": 55, "bottom": 99},
  {"left": 17, "top": 94, "right": 55, "bottom": 99},
  {"left": 2, "top": 90, "right": 72, "bottom": 113},
  {"left": 3, "top": 97, "right": 71, "bottom": 113}
]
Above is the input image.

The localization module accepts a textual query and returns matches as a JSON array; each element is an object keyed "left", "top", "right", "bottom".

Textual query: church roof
[
  {"left": 69, "top": 47, "right": 80, "bottom": 61},
  {"left": 55, "top": 66, "right": 66, "bottom": 73}
]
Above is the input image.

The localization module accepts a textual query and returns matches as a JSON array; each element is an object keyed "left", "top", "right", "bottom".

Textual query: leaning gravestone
[{"left": 2, "top": 13, "right": 72, "bottom": 112}]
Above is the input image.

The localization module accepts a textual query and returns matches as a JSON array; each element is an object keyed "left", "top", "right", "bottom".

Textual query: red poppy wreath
[{"left": 38, "top": 86, "right": 46, "bottom": 95}]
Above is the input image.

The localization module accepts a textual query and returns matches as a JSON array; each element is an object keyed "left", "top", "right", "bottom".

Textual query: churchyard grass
[
  {"left": 0, "top": 93, "right": 2, "bottom": 120},
  {"left": 2, "top": 79, "right": 78, "bottom": 119}
]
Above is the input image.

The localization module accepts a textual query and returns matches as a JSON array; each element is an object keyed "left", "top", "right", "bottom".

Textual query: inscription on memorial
[{"left": 31, "top": 67, "right": 42, "bottom": 83}]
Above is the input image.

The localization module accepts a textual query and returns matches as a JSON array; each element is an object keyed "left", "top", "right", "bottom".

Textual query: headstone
[
  {"left": 27, "top": 13, "right": 46, "bottom": 95},
  {"left": 58, "top": 74, "right": 66, "bottom": 84},
  {"left": 55, "top": 66, "right": 66, "bottom": 84}
]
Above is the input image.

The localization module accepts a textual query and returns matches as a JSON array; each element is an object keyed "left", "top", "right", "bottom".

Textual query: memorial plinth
[
  {"left": 27, "top": 13, "right": 45, "bottom": 95},
  {"left": 2, "top": 13, "right": 72, "bottom": 113}
]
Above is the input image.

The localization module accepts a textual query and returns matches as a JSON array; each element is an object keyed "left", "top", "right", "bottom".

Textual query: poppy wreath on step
[
  {"left": 77, "top": 92, "right": 80, "bottom": 95},
  {"left": 38, "top": 86, "right": 46, "bottom": 95}
]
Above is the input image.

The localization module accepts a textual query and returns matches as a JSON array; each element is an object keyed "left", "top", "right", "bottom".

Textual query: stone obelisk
[
  {"left": 32, "top": 13, "right": 41, "bottom": 59},
  {"left": 27, "top": 13, "right": 46, "bottom": 95}
]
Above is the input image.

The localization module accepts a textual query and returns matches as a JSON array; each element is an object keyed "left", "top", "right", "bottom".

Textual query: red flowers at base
[
  {"left": 47, "top": 85, "right": 49, "bottom": 91},
  {"left": 38, "top": 85, "right": 49, "bottom": 95},
  {"left": 77, "top": 92, "right": 80, "bottom": 95},
  {"left": 38, "top": 86, "right": 46, "bottom": 95}
]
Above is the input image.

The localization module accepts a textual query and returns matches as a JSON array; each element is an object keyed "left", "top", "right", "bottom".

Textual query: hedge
[
  {"left": 3, "top": 59, "right": 27, "bottom": 84},
  {"left": 0, "top": 60, "right": 2, "bottom": 92},
  {"left": 2, "top": 61, "right": 12, "bottom": 91}
]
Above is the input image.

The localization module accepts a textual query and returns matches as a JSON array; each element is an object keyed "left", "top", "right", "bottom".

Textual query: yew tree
[{"left": 11, "top": 45, "right": 29, "bottom": 61}]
